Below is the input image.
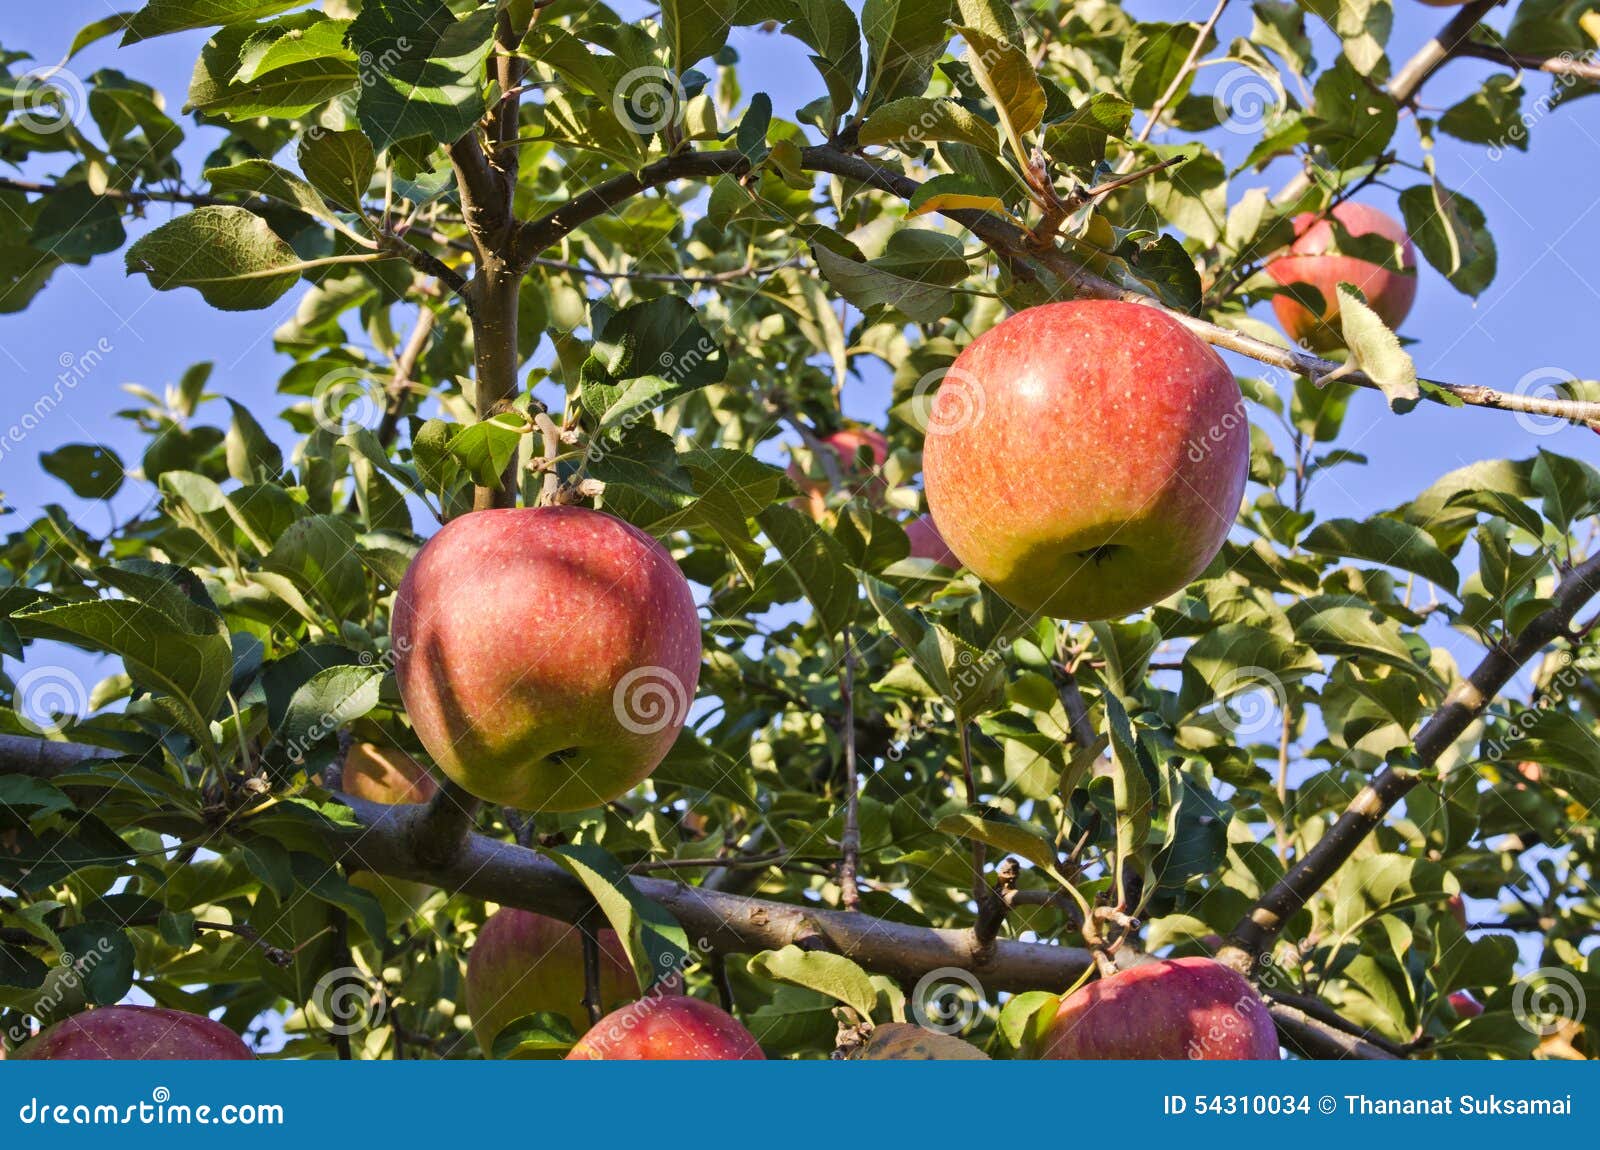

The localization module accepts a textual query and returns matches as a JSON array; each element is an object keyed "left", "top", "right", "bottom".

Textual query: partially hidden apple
[
  {"left": 337, "top": 741, "right": 438, "bottom": 916},
  {"left": 905, "top": 513, "right": 959, "bottom": 569},
  {"left": 566, "top": 993, "right": 764, "bottom": 1060},
  {"left": 392, "top": 506, "right": 701, "bottom": 811},
  {"left": 1039, "top": 957, "right": 1279, "bottom": 1060},
  {"left": 788, "top": 426, "right": 889, "bottom": 518},
  {"left": 1266, "top": 202, "right": 1417, "bottom": 351},
  {"left": 14, "top": 1005, "right": 253, "bottom": 1060},
  {"left": 1449, "top": 990, "right": 1485, "bottom": 1019},
  {"left": 466, "top": 908, "right": 635, "bottom": 1054},
  {"left": 922, "top": 300, "right": 1248, "bottom": 621}
]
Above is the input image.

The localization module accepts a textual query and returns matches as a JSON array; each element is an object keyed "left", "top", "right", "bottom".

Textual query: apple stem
[
  {"left": 837, "top": 631, "right": 862, "bottom": 912},
  {"left": 956, "top": 723, "right": 991, "bottom": 916}
]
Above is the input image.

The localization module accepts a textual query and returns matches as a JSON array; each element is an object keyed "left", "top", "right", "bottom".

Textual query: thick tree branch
[
  {"left": 1223, "top": 549, "right": 1600, "bottom": 964},
  {"left": 0, "top": 733, "right": 1390, "bottom": 1056}
]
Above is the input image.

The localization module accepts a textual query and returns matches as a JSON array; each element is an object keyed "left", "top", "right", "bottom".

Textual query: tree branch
[
  {"left": 0, "top": 733, "right": 1392, "bottom": 1056},
  {"left": 1223, "top": 549, "right": 1600, "bottom": 964},
  {"left": 1454, "top": 41, "right": 1600, "bottom": 83}
]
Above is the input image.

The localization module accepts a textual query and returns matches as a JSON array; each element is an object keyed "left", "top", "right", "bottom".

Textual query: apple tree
[{"left": 3, "top": 0, "right": 1600, "bottom": 1060}]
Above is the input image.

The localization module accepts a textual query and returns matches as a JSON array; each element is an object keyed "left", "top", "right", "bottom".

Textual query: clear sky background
[{"left": 2, "top": 2, "right": 1596, "bottom": 712}]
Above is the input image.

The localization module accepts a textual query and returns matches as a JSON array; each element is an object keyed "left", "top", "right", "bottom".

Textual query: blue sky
[{"left": 2, "top": 1, "right": 1596, "bottom": 709}]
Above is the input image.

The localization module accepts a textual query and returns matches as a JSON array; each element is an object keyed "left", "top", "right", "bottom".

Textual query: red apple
[
  {"left": 1039, "top": 957, "right": 1279, "bottom": 1060},
  {"left": 787, "top": 426, "right": 889, "bottom": 518},
  {"left": 1448, "top": 990, "right": 1484, "bottom": 1019},
  {"left": 13, "top": 1005, "right": 253, "bottom": 1060},
  {"left": 466, "top": 908, "right": 635, "bottom": 1054},
  {"left": 1266, "top": 202, "right": 1417, "bottom": 351},
  {"left": 905, "top": 513, "right": 959, "bottom": 569},
  {"left": 337, "top": 742, "right": 438, "bottom": 915},
  {"left": 565, "top": 993, "right": 764, "bottom": 1060},
  {"left": 922, "top": 301, "right": 1247, "bottom": 621},
  {"left": 392, "top": 507, "right": 701, "bottom": 811}
]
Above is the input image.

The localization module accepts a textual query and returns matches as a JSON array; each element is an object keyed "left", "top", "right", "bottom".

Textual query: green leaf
[
  {"left": 860, "top": 0, "right": 954, "bottom": 110},
  {"left": 541, "top": 844, "right": 689, "bottom": 992},
  {"left": 748, "top": 946, "right": 878, "bottom": 1018},
  {"left": 1043, "top": 93, "right": 1133, "bottom": 173},
  {"left": 1398, "top": 183, "right": 1496, "bottom": 299},
  {"left": 56, "top": 922, "right": 135, "bottom": 1005},
  {"left": 40, "top": 443, "right": 124, "bottom": 501},
  {"left": 1120, "top": 21, "right": 1203, "bottom": 109},
  {"left": 290, "top": 853, "right": 388, "bottom": 944},
  {"left": 275, "top": 665, "right": 384, "bottom": 767},
  {"left": 662, "top": 0, "right": 737, "bottom": 72},
  {"left": 1337, "top": 283, "right": 1419, "bottom": 411},
  {"left": 859, "top": 96, "right": 997, "bottom": 152},
  {"left": 12, "top": 593, "right": 231, "bottom": 747},
  {"left": 1333, "top": 854, "right": 1456, "bottom": 937},
  {"left": 813, "top": 238, "right": 956, "bottom": 324},
  {"left": 298, "top": 130, "right": 376, "bottom": 213},
  {"left": 756, "top": 504, "right": 859, "bottom": 637},
  {"left": 579, "top": 296, "right": 728, "bottom": 425},
  {"left": 1103, "top": 691, "right": 1152, "bottom": 884},
  {"left": 953, "top": 23, "right": 1045, "bottom": 158},
  {"left": 490, "top": 1011, "right": 582, "bottom": 1059},
  {"left": 449, "top": 412, "right": 526, "bottom": 488},
  {"left": 349, "top": 0, "right": 495, "bottom": 152},
  {"left": 30, "top": 186, "right": 127, "bottom": 260},
  {"left": 1177, "top": 623, "right": 1321, "bottom": 717},
  {"left": 1302, "top": 516, "right": 1459, "bottom": 593},
  {"left": 225, "top": 399, "right": 284, "bottom": 484},
  {"left": 124, "top": 0, "right": 306, "bottom": 43},
  {"left": 204, "top": 159, "right": 339, "bottom": 226},
  {"left": 936, "top": 807, "right": 1058, "bottom": 873},
  {"left": 264, "top": 515, "right": 370, "bottom": 622},
  {"left": 125, "top": 206, "right": 304, "bottom": 311}
]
